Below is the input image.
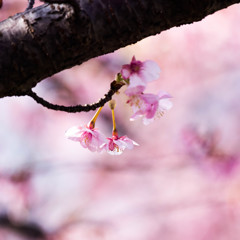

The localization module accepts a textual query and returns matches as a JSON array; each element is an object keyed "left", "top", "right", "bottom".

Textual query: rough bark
[{"left": 0, "top": 0, "right": 239, "bottom": 98}]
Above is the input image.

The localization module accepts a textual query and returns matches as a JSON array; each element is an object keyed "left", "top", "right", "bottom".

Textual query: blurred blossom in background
[{"left": 1, "top": 1, "right": 240, "bottom": 239}]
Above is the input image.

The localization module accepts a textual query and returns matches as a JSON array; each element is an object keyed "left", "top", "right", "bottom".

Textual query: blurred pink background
[{"left": 1, "top": 1, "right": 240, "bottom": 239}]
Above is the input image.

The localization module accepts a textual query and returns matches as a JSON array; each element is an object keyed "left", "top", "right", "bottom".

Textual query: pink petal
[
  {"left": 159, "top": 98, "right": 173, "bottom": 111},
  {"left": 142, "top": 117, "right": 154, "bottom": 125},
  {"left": 158, "top": 90, "right": 172, "bottom": 99},
  {"left": 141, "top": 93, "right": 159, "bottom": 118},
  {"left": 131, "top": 56, "right": 137, "bottom": 62},
  {"left": 125, "top": 85, "right": 145, "bottom": 96},
  {"left": 119, "top": 136, "right": 139, "bottom": 148},
  {"left": 141, "top": 93, "right": 159, "bottom": 104},
  {"left": 108, "top": 139, "right": 115, "bottom": 151},
  {"left": 141, "top": 60, "right": 161, "bottom": 82},
  {"left": 121, "top": 66, "right": 131, "bottom": 79},
  {"left": 65, "top": 126, "right": 84, "bottom": 141},
  {"left": 128, "top": 74, "right": 146, "bottom": 88}
]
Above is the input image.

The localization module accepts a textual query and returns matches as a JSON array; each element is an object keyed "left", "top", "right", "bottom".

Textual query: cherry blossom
[
  {"left": 65, "top": 107, "right": 107, "bottom": 152},
  {"left": 65, "top": 125, "right": 107, "bottom": 152},
  {"left": 65, "top": 57, "right": 172, "bottom": 154},
  {"left": 126, "top": 89, "right": 172, "bottom": 125},
  {"left": 103, "top": 135, "right": 139, "bottom": 155},
  {"left": 102, "top": 99, "right": 139, "bottom": 155},
  {"left": 121, "top": 56, "right": 160, "bottom": 89}
]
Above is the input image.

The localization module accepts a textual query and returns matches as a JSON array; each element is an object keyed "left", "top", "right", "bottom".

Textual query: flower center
[
  {"left": 82, "top": 132, "right": 92, "bottom": 145},
  {"left": 131, "top": 63, "right": 141, "bottom": 73},
  {"left": 113, "top": 143, "right": 120, "bottom": 152}
]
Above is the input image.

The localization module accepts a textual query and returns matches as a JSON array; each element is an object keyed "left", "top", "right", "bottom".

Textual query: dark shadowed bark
[
  {"left": 0, "top": 0, "right": 239, "bottom": 98},
  {"left": 0, "top": 214, "right": 46, "bottom": 239}
]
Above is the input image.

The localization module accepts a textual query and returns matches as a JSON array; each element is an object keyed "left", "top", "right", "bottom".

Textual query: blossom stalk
[
  {"left": 102, "top": 100, "right": 138, "bottom": 155},
  {"left": 109, "top": 100, "right": 118, "bottom": 137},
  {"left": 88, "top": 106, "right": 103, "bottom": 129}
]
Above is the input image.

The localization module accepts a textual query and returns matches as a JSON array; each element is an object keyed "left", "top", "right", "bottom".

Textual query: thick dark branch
[{"left": 0, "top": 0, "right": 239, "bottom": 98}]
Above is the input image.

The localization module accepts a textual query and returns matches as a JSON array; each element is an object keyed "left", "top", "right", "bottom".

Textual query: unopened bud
[{"left": 109, "top": 100, "right": 116, "bottom": 110}]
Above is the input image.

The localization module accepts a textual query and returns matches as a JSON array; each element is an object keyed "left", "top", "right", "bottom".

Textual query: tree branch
[
  {"left": 0, "top": 0, "right": 239, "bottom": 98},
  {"left": 26, "top": 79, "right": 124, "bottom": 112}
]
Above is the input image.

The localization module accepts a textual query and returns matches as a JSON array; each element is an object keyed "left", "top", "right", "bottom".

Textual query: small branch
[
  {"left": 27, "top": 80, "right": 124, "bottom": 112},
  {"left": 26, "top": 0, "right": 35, "bottom": 10}
]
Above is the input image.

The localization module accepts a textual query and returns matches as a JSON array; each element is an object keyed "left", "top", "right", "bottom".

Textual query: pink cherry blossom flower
[
  {"left": 103, "top": 135, "right": 139, "bottom": 155},
  {"left": 65, "top": 125, "right": 107, "bottom": 152},
  {"left": 121, "top": 56, "right": 160, "bottom": 89},
  {"left": 126, "top": 89, "right": 172, "bottom": 125}
]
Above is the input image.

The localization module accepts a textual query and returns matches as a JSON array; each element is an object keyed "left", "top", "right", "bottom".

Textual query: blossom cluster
[
  {"left": 65, "top": 56, "right": 172, "bottom": 155},
  {"left": 121, "top": 56, "right": 172, "bottom": 125},
  {"left": 65, "top": 123, "right": 138, "bottom": 155}
]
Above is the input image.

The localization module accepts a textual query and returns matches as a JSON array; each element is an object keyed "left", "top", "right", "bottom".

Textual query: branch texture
[{"left": 0, "top": 0, "right": 239, "bottom": 98}]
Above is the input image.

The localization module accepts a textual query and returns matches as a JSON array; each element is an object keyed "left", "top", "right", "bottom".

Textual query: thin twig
[
  {"left": 27, "top": 80, "right": 124, "bottom": 113},
  {"left": 26, "top": 0, "right": 35, "bottom": 10}
]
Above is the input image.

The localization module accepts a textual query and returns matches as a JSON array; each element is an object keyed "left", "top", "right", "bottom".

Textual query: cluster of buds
[{"left": 65, "top": 57, "right": 172, "bottom": 155}]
